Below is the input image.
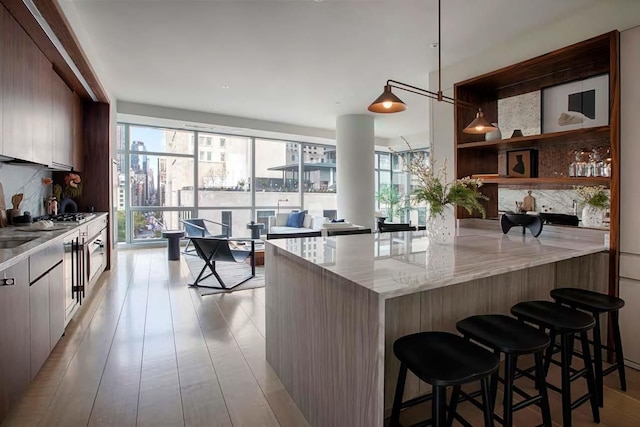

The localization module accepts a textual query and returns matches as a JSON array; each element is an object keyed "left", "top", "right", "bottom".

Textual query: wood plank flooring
[{"left": 1, "top": 247, "right": 639, "bottom": 426}]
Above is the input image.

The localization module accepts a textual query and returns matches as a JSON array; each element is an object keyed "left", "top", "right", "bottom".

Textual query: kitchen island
[{"left": 265, "top": 221, "right": 609, "bottom": 426}]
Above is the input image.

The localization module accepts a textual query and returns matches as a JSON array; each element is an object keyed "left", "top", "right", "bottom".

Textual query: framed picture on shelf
[
  {"left": 541, "top": 74, "right": 609, "bottom": 133},
  {"left": 507, "top": 149, "right": 538, "bottom": 178}
]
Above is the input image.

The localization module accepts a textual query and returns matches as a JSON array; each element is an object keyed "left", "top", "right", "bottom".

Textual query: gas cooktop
[{"left": 40, "top": 213, "right": 96, "bottom": 224}]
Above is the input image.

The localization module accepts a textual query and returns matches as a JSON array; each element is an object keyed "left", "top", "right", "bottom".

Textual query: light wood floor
[{"left": 2, "top": 248, "right": 640, "bottom": 427}]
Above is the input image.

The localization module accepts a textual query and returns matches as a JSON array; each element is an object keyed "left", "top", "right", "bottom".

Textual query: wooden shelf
[
  {"left": 479, "top": 177, "right": 611, "bottom": 185},
  {"left": 457, "top": 126, "right": 610, "bottom": 150}
]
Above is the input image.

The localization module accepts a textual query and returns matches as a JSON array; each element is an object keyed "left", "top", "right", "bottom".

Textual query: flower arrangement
[
  {"left": 574, "top": 185, "right": 609, "bottom": 209},
  {"left": 53, "top": 173, "right": 83, "bottom": 201},
  {"left": 395, "top": 144, "right": 488, "bottom": 218}
]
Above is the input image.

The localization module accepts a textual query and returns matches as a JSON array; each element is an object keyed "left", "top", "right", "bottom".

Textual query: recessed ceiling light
[
  {"left": 222, "top": 85, "right": 230, "bottom": 89},
  {"left": 314, "top": 0, "right": 323, "bottom": 2},
  {"left": 335, "top": 101, "right": 341, "bottom": 105}
]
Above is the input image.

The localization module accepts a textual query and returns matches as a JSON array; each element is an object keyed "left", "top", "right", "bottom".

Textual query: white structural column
[{"left": 336, "top": 114, "right": 375, "bottom": 229}]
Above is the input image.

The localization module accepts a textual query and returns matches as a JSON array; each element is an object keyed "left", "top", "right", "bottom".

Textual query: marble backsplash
[
  {"left": 498, "top": 188, "right": 611, "bottom": 218},
  {"left": 0, "top": 163, "right": 51, "bottom": 217}
]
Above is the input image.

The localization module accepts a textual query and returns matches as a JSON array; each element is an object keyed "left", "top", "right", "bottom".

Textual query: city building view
[{"left": 116, "top": 123, "right": 426, "bottom": 243}]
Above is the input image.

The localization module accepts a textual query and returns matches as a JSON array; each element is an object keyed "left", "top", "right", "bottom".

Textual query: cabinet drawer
[
  {"left": 30, "top": 242, "right": 63, "bottom": 283},
  {"left": 87, "top": 216, "right": 107, "bottom": 240}
]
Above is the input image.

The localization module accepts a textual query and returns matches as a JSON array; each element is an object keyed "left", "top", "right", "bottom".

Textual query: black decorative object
[
  {"left": 511, "top": 129, "right": 524, "bottom": 138},
  {"left": 507, "top": 149, "right": 538, "bottom": 178},
  {"left": 501, "top": 212, "right": 543, "bottom": 237}
]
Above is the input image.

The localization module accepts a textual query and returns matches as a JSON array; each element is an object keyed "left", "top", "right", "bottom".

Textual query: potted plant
[
  {"left": 375, "top": 184, "right": 404, "bottom": 222},
  {"left": 398, "top": 149, "right": 487, "bottom": 243},
  {"left": 574, "top": 185, "right": 609, "bottom": 228}
]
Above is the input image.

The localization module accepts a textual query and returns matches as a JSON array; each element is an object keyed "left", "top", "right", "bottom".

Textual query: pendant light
[{"left": 367, "top": 0, "right": 496, "bottom": 135}]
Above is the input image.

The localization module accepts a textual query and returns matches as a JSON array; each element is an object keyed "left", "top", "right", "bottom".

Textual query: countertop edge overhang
[
  {"left": 0, "top": 213, "right": 108, "bottom": 271},
  {"left": 266, "top": 225, "right": 609, "bottom": 300}
]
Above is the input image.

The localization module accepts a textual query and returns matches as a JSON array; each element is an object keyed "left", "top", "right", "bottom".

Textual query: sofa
[
  {"left": 267, "top": 212, "right": 372, "bottom": 240},
  {"left": 268, "top": 212, "right": 326, "bottom": 235}
]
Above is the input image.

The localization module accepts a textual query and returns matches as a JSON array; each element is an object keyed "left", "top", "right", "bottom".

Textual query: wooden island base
[{"left": 265, "top": 228, "right": 609, "bottom": 426}]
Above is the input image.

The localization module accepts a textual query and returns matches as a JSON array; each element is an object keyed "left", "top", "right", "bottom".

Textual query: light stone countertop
[
  {"left": 267, "top": 221, "right": 609, "bottom": 300},
  {"left": 0, "top": 213, "right": 108, "bottom": 271}
]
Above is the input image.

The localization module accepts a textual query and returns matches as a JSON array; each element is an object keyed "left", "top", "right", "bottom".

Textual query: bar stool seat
[
  {"left": 551, "top": 288, "right": 624, "bottom": 312},
  {"left": 511, "top": 301, "right": 600, "bottom": 427},
  {"left": 394, "top": 331, "right": 499, "bottom": 386},
  {"left": 511, "top": 300, "right": 595, "bottom": 332},
  {"left": 457, "top": 314, "right": 549, "bottom": 354},
  {"left": 391, "top": 331, "right": 499, "bottom": 426},
  {"left": 457, "top": 315, "right": 552, "bottom": 427},
  {"left": 551, "top": 287, "right": 626, "bottom": 407}
]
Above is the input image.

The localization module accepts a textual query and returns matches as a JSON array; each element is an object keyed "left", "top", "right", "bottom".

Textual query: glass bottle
[
  {"left": 568, "top": 150, "right": 577, "bottom": 177},
  {"left": 603, "top": 147, "right": 612, "bottom": 177},
  {"left": 592, "top": 148, "right": 603, "bottom": 177},
  {"left": 575, "top": 150, "right": 588, "bottom": 177},
  {"left": 569, "top": 150, "right": 585, "bottom": 177}
]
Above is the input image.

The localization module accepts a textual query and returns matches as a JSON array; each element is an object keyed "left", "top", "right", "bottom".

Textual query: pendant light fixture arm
[{"left": 385, "top": 79, "right": 477, "bottom": 110}]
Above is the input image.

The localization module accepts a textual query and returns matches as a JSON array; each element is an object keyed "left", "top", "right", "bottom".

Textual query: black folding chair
[
  {"left": 189, "top": 237, "right": 255, "bottom": 290},
  {"left": 180, "top": 218, "right": 230, "bottom": 254}
]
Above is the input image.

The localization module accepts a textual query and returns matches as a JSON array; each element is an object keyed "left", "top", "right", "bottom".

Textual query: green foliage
[
  {"left": 375, "top": 184, "right": 404, "bottom": 221},
  {"left": 395, "top": 146, "right": 488, "bottom": 218},
  {"left": 117, "top": 211, "right": 126, "bottom": 242},
  {"left": 574, "top": 185, "right": 609, "bottom": 209}
]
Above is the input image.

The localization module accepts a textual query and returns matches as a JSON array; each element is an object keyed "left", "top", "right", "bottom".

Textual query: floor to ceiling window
[{"left": 116, "top": 122, "right": 427, "bottom": 243}]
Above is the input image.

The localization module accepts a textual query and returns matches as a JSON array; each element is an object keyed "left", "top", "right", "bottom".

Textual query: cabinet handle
[{"left": 0, "top": 278, "right": 15, "bottom": 286}]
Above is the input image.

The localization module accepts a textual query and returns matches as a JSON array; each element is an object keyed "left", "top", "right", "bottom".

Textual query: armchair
[
  {"left": 180, "top": 218, "right": 230, "bottom": 254},
  {"left": 189, "top": 237, "right": 255, "bottom": 290}
]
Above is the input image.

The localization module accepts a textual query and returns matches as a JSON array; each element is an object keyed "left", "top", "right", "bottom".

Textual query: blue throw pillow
[{"left": 286, "top": 211, "right": 305, "bottom": 228}]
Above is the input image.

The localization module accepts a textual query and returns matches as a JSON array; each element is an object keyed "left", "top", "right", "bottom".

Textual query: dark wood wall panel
[{"left": 0, "top": 0, "right": 107, "bottom": 102}]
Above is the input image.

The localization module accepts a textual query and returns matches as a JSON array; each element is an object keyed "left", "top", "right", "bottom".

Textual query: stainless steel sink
[{"left": 0, "top": 238, "right": 36, "bottom": 249}]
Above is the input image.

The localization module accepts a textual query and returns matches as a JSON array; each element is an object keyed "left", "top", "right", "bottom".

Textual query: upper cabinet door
[
  {"left": 51, "top": 70, "right": 73, "bottom": 168},
  {"left": 2, "top": 9, "right": 33, "bottom": 161},
  {"left": 32, "top": 47, "right": 52, "bottom": 166},
  {"left": 72, "top": 93, "right": 83, "bottom": 171}
]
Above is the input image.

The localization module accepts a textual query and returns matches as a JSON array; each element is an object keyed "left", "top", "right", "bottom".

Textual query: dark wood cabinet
[
  {"left": 73, "top": 92, "right": 84, "bottom": 171},
  {"left": 49, "top": 263, "right": 65, "bottom": 350},
  {"left": 51, "top": 70, "right": 74, "bottom": 168},
  {"left": 32, "top": 44, "right": 52, "bottom": 166},
  {"left": 0, "top": 259, "right": 30, "bottom": 422},
  {"left": 30, "top": 273, "right": 50, "bottom": 379},
  {"left": 1, "top": 7, "right": 33, "bottom": 161}
]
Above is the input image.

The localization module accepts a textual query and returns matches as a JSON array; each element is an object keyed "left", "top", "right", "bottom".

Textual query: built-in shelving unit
[
  {"left": 479, "top": 177, "right": 611, "bottom": 185},
  {"left": 453, "top": 30, "right": 620, "bottom": 296},
  {"left": 457, "top": 126, "right": 611, "bottom": 150}
]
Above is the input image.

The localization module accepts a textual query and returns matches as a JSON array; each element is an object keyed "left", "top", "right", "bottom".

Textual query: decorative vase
[
  {"left": 484, "top": 123, "right": 502, "bottom": 141},
  {"left": 426, "top": 204, "right": 456, "bottom": 244},
  {"left": 581, "top": 205, "right": 604, "bottom": 228}
]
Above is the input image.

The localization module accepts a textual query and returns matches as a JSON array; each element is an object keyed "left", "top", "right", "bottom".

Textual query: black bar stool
[
  {"left": 390, "top": 331, "right": 499, "bottom": 427},
  {"left": 456, "top": 315, "right": 552, "bottom": 427},
  {"left": 511, "top": 301, "right": 599, "bottom": 427},
  {"left": 551, "top": 287, "right": 626, "bottom": 407}
]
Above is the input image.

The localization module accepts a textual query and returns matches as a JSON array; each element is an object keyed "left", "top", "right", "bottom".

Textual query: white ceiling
[{"left": 61, "top": 0, "right": 599, "bottom": 139}]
